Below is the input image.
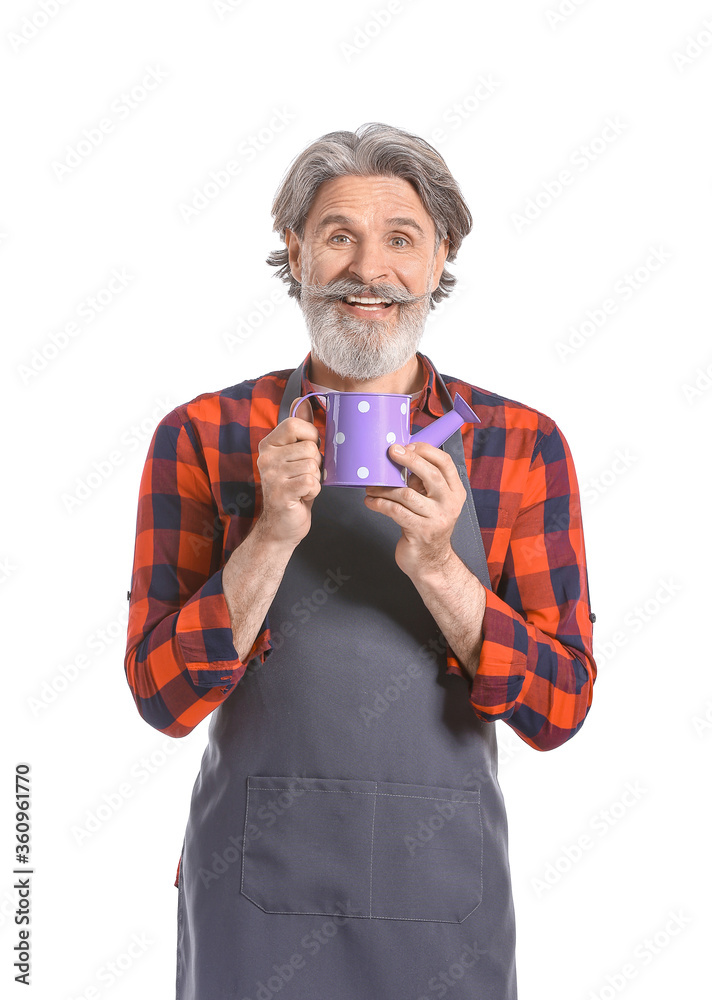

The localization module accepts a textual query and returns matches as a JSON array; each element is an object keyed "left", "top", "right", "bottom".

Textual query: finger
[
  {"left": 280, "top": 440, "right": 322, "bottom": 464},
  {"left": 389, "top": 443, "right": 462, "bottom": 495},
  {"left": 290, "top": 473, "right": 322, "bottom": 502},
  {"left": 281, "top": 458, "right": 322, "bottom": 481},
  {"left": 276, "top": 466, "right": 322, "bottom": 501},
  {"left": 406, "top": 472, "right": 426, "bottom": 495},
  {"left": 364, "top": 485, "right": 429, "bottom": 516},
  {"left": 387, "top": 447, "right": 448, "bottom": 497},
  {"left": 364, "top": 492, "right": 424, "bottom": 527},
  {"left": 267, "top": 414, "right": 320, "bottom": 446},
  {"left": 406, "top": 442, "right": 463, "bottom": 488},
  {"left": 259, "top": 439, "right": 321, "bottom": 468}
]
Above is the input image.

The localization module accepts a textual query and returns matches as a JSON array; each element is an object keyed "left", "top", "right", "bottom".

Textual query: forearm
[
  {"left": 222, "top": 516, "right": 296, "bottom": 662},
  {"left": 372, "top": 401, "right": 596, "bottom": 752},
  {"left": 407, "top": 547, "right": 487, "bottom": 679},
  {"left": 125, "top": 520, "right": 296, "bottom": 737},
  {"left": 125, "top": 402, "right": 321, "bottom": 737},
  {"left": 407, "top": 548, "right": 595, "bottom": 752}
]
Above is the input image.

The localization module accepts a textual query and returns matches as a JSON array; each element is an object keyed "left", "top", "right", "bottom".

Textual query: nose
[{"left": 347, "top": 236, "right": 390, "bottom": 286}]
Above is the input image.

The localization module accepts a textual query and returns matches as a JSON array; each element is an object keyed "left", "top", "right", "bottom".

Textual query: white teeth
[{"left": 345, "top": 295, "right": 393, "bottom": 305}]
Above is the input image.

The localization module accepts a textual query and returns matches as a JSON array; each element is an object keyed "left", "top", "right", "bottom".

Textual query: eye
[
  {"left": 330, "top": 234, "right": 351, "bottom": 244},
  {"left": 390, "top": 237, "right": 408, "bottom": 247}
]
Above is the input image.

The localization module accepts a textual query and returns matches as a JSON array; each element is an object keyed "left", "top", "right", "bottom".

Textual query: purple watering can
[{"left": 289, "top": 390, "right": 480, "bottom": 487}]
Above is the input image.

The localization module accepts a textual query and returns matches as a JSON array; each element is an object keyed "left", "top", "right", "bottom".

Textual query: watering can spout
[{"left": 409, "top": 393, "right": 480, "bottom": 448}]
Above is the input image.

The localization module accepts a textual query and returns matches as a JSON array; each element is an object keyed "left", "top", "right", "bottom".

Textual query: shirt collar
[{"left": 298, "top": 351, "right": 446, "bottom": 418}]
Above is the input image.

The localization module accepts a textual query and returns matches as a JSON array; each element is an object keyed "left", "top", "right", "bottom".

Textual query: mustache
[{"left": 300, "top": 278, "right": 430, "bottom": 306}]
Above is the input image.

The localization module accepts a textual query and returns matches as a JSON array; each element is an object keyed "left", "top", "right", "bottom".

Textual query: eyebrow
[{"left": 313, "top": 214, "right": 427, "bottom": 239}]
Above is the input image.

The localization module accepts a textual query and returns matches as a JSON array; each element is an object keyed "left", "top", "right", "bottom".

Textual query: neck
[{"left": 308, "top": 353, "right": 423, "bottom": 394}]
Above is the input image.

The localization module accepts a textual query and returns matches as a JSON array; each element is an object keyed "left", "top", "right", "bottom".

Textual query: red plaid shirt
[{"left": 124, "top": 352, "right": 596, "bottom": 751}]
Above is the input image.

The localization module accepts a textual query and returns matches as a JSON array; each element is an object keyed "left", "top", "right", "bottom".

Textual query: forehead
[{"left": 305, "top": 174, "right": 435, "bottom": 235}]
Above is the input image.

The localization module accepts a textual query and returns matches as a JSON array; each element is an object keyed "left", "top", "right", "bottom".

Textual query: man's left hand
[{"left": 363, "top": 441, "right": 467, "bottom": 580}]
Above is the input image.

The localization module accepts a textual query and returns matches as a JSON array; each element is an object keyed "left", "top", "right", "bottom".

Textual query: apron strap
[
  {"left": 278, "top": 358, "right": 491, "bottom": 589},
  {"left": 278, "top": 365, "right": 304, "bottom": 422},
  {"left": 429, "top": 360, "right": 491, "bottom": 590}
]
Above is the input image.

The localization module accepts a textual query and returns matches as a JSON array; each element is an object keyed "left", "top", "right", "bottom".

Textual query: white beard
[{"left": 299, "top": 276, "right": 433, "bottom": 381}]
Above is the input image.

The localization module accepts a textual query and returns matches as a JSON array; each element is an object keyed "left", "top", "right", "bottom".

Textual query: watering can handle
[{"left": 289, "top": 391, "right": 324, "bottom": 419}]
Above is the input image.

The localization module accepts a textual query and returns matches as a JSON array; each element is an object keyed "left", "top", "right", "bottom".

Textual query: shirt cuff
[
  {"left": 175, "top": 566, "right": 272, "bottom": 688},
  {"left": 444, "top": 587, "right": 531, "bottom": 716}
]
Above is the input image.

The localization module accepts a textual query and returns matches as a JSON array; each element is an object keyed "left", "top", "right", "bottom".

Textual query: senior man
[{"left": 124, "top": 122, "right": 596, "bottom": 999}]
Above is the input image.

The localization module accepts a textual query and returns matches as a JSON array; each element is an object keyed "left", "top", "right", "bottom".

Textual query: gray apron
[{"left": 176, "top": 364, "right": 517, "bottom": 999}]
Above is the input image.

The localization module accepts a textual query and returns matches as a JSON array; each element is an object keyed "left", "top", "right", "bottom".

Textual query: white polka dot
[
  {"left": 400, "top": 402, "right": 408, "bottom": 414},
  {"left": 386, "top": 432, "right": 396, "bottom": 444},
  {"left": 357, "top": 467, "right": 369, "bottom": 479},
  {"left": 334, "top": 431, "right": 345, "bottom": 444},
  {"left": 358, "top": 401, "right": 370, "bottom": 412}
]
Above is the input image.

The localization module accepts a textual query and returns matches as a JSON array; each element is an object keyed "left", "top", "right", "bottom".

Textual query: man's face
[{"left": 286, "top": 174, "right": 449, "bottom": 381}]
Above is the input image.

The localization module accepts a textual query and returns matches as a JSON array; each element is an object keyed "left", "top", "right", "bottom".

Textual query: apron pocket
[
  {"left": 370, "top": 779, "right": 482, "bottom": 922},
  {"left": 241, "top": 776, "right": 375, "bottom": 917},
  {"left": 241, "top": 776, "right": 482, "bottom": 923}
]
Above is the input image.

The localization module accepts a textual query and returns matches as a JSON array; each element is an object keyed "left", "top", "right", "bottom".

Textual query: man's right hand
[{"left": 255, "top": 399, "right": 322, "bottom": 548}]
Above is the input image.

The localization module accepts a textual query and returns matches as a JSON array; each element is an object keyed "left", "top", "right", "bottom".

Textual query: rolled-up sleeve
[
  {"left": 448, "top": 421, "right": 596, "bottom": 751},
  {"left": 124, "top": 409, "right": 270, "bottom": 737}
]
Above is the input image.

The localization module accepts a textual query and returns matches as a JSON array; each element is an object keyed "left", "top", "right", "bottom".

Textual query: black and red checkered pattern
[{"left": 124, "top": 352, "right": 596, "bottom": 751}]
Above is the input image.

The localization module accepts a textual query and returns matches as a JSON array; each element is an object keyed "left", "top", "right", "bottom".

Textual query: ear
[
  {"left": 284, "top": 228, "right": 302, "bottom": 283},
  {"left": 431, "top": 235, "right": 450, "bottom": 292}
]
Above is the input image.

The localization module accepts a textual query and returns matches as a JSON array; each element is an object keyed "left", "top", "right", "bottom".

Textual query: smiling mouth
[{"left": 340, "top": 295, "right": 396, "bottom": 313}]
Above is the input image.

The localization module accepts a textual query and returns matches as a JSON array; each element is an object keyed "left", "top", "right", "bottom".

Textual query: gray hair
[{"left": 266, "top": 122, "right": 473, "bottom": 308}]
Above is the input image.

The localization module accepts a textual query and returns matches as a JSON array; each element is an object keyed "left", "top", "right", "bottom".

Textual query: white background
[{"left": 3, "top": 0, "right": 711, "bottom": 997}]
